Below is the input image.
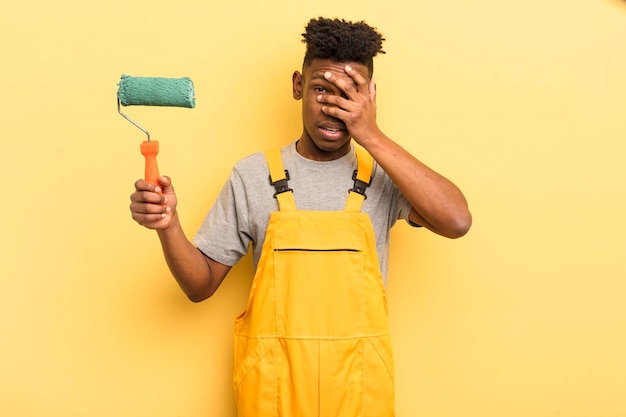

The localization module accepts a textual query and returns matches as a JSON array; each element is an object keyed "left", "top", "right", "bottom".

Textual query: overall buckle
[
  {"left": 350, "top": 170, "right": 371, "bottom": 199},
  {"left": 269, "top": 170, "right": 292, "bottom": 198}
]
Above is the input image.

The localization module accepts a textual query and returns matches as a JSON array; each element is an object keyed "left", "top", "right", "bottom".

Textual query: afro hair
[{"left": 301, "top": 17, "right": 385, "bottom": 75}]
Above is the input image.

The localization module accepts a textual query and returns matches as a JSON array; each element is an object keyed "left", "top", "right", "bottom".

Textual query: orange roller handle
[{"left": 140, "top": 141, "right": 160, "bottom": 189}]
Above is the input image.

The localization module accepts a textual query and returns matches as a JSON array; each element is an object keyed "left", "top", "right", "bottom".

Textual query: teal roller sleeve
[{"left": 117, "top": 75, "right": 196, "bottom": 108}]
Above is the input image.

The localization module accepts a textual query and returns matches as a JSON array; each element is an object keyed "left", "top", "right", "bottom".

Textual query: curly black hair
[{"left": 301, "top": 17, "right": 386, "bottom": 76}]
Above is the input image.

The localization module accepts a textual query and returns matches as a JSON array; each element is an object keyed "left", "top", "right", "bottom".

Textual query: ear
[{"left": 292, "top": 71, "right": 303, "bottom": 100}]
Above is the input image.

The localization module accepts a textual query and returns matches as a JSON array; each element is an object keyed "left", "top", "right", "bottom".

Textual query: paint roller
[{"left": 117, "top": 74, "right": 196, "bottom": 187}]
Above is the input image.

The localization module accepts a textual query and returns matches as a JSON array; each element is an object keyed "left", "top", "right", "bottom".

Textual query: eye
[{"left": 314, "top": 86, "right": 327, "bottom": 93}]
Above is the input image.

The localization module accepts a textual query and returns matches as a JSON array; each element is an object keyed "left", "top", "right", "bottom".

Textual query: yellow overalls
[{"left": 233, "top": 146, "right": 395, "bottom": 417}]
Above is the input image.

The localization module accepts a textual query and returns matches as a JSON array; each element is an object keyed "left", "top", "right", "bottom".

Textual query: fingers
[
  {"left": 130, "top": 177, "right": 174, "bottom": 229},
  {"left": 157, "top": 175, "right": 175, "bottom": 195},
  {"left": 324, "top": 65, "right": 368, "bottom": 98},
  {"left": 134, "top": 178, "right": 162, "bottom": 196},
  {"left": 318, "top": 65, "right": 380, "bottom": 145},
  {"left": 320, "top": 65, "right": 376, "bottom": 115},
  {"left": 368, "top": 77, "right": 377, "bottom": 100},
  {"left": 319, "top": 66, "right": 373, "bottom": 117},
  {"left": 343, "top": 65, "right": 369, "bottom": 93}
]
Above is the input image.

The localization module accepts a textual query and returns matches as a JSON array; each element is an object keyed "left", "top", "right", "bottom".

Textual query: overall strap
[
  {"left": 265, "top": 148, "right": 296, "bottom": 211},
  {"left": 345, "top": 146, "right": 374, "bottom": 212}
]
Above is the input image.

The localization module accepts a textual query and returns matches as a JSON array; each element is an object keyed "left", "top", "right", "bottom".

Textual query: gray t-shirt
[{"left": 193, "top": 141, "right": 415, "bottom": 283}]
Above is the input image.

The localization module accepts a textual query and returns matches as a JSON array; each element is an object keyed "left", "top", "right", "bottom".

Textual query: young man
[{"left": 130, "top": 17, "right": 471, "bottom": 417}]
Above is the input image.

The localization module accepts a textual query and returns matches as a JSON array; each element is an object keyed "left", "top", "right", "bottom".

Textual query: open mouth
[
  {"left": 321, "top": 126, "right": 344, "bottom": 133},
  {"left": 319, "top": 122, "right": 347, "bottom": 137},
  {"left": 319, "top": 126, "right": 347, "bottom": 140}
]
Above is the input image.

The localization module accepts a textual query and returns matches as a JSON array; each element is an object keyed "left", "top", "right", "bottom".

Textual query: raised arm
[
  {"left": 319, "top": 65, "right": 472, "bottom": 238},
  {"left": 130, "top": 177, "right": 231, "bottom": 301}
]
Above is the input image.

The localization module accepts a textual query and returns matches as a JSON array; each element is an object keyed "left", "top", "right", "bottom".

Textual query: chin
[
  {"left": 315, "top": 134, "right": 351, "bottom": 149},
  {"left": 316, "top": 140, "right": 350, "bottom": 152}
]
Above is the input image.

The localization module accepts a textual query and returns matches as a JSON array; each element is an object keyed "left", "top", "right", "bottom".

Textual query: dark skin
[
  {"left": 129, "top": 57, "right": 472, "bottom": 302},
  {"left": 293, "top": 58, "right": 472, "bottom": 236},
  {"left": 292, "top": 60, "right": 356, "bottom": 161}
]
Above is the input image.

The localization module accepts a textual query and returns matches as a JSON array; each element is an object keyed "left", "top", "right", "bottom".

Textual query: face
[{"left": 292, "top": 58, "right": 371, "bottom": 161}]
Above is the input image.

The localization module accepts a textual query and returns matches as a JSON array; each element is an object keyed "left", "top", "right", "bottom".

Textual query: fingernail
[
  {"left": 324, "top": 71, "right": 332, "bottom": 79},
  {"left": 345, "top": 65, "right": 352, "bottom": 72}
]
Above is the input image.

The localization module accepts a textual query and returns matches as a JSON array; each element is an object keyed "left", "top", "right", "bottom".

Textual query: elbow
[
  {"left": 446, "top": 210, "right": 472, "bottom": 239},
  {"left": 183, "top": 286, "right": 217, "bottom": 303},
  {"left": 410, "top": 206, "right": 472, "bottom": 239},
  {"left": 187, "top": 293, "right": 210, "bottom": 303}
]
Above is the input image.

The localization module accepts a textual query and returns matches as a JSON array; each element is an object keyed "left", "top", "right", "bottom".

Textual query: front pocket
[
  {"left": 233, "top": 336, "right": 278, "bottom": 417},
  {"left": 273, "top": 247, "right": 366, "bottom": 338},
  {"left": 274, "top": 227, "right": 367, "bottom": 252},
  {"left": 361, "top": 335, "right": 395, "bottom": 417}
]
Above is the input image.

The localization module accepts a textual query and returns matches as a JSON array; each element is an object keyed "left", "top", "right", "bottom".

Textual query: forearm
[
  {"left": 318, "top": 65, "right": 470, "bottom": 236},
  {"left": 156, "top": 213, "right": 221, "bottom": 301},
  {"left": 362, "top": 133, "right": 472, "bottom": 238}
]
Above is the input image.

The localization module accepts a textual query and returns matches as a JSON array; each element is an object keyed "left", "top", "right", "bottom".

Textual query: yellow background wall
[{"left": 1, "top": 0, "right": 625, "bottom": 416}]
